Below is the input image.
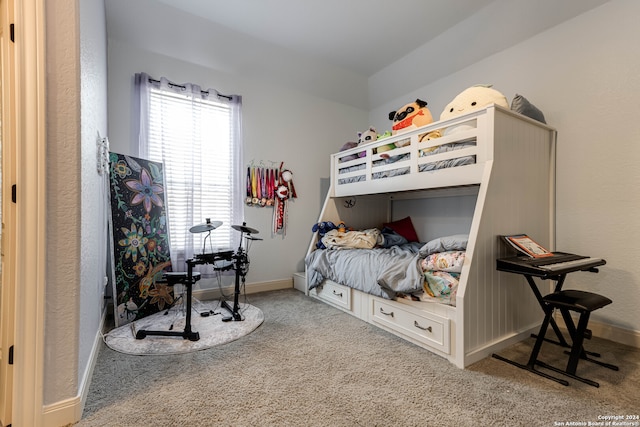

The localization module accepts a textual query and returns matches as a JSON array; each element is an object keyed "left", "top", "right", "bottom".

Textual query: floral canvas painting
[{"left": 108, "top": 153, "right": 174, "bottom": 327}]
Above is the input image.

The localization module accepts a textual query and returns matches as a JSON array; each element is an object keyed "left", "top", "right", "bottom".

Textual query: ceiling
[
  {"left": 148, "top": 0, "right": 607, "bottom": 77},
  {"left": 151, "top": 0, "right": 495, "bottom": 76}
]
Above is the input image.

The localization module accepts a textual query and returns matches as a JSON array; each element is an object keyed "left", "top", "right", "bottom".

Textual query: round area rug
[{"left": 104, "top": 299, "right": 264, "bottom": 355}]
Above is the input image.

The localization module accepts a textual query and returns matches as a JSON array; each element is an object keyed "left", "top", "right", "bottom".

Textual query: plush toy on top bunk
[
  {"left": 388, "top": 98, "right": 441, "bottom": 141},
  {"left": 358, "top": 127, "right": 377, "bottom": 145},
  {"left": 439, "top": 84, "right": 509, "bottom": 135},
  {"left": 377, "top": 98, "right": 441, "bottom": 160},
  {"left": 338, "top": 127, "right": 377, "bottom": 163}
]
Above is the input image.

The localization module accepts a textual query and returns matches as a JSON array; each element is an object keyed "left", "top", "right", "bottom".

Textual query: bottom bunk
[
  {"left": 306, "top": 233, "right": 468, "bottom": 306},
  {"left": 305, "top": 233, "right": 468, "bottom": 361},
  {"left": 301, "top": 185, "right": 553, "bottom": 368}
]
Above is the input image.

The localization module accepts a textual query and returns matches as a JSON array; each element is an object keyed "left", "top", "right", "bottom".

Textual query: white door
[
  {"left": 1, "top": 1, "right": 46, "bottom": 426},
  {"left": 0, "top": 0, "right": 16, "bottom": 424}
]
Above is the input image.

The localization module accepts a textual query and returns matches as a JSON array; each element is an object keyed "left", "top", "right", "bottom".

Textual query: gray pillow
[
  {"left": 511, "top": 94, "right": 546, "bottom": 124},
  {"left": 419, "top": 234, "right": 469, "bottom": 257}
]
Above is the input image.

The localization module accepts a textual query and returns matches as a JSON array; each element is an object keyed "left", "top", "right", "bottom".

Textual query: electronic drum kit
[
  {"left": 188, "top": 219, "right": 261, "bottom": 322},
  {"left": 136, "top": 218, "right": 261, "bottom": 342}
]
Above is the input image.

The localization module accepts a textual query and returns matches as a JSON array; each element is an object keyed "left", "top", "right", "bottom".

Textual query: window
[{"left": 136, "top": 73, "right": 243, "bottom": 274}]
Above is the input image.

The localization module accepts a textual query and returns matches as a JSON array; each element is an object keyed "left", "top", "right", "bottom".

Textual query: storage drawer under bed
[
  {"left": 311, "top": 281, "right": 351, "bottom": 311},
  {"left": 372, "top": 298, "right": 450, "bottom": 354}
]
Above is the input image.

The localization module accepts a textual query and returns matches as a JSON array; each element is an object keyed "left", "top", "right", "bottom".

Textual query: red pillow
[{"left": 383, "top": 216, "right": 419, "bottom": 242}]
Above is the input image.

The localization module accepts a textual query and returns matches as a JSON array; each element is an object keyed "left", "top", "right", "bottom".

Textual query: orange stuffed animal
[{"left": 389, "top": 98, "right": 440, "bottom": 140}]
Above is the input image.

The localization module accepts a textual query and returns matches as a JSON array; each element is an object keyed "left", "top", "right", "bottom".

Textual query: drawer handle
[
  {"left": 414, "top": 321, "right": 432, "bottom": 333},
  {"left": 379, "top": 307, "right": 394, "bottom": 317},
  {"left": 332, "top": 290, "right": 343, "bottom": 297}
]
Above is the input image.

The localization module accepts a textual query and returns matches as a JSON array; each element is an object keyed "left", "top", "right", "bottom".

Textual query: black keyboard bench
[{"left": 528, "top": 289, "right": 619, "bottom": 387}]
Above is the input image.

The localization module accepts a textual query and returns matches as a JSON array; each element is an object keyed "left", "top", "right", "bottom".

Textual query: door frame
[
  {"left": 1, "top": 0, "right": 46, "bottom": 426},
  {"left": 0, "top": 0, "right": 16, "bottom": 422}
]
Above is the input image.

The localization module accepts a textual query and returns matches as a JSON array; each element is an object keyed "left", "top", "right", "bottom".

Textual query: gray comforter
[{"left": 305, "top": 243, "right": 424, "bottom": 299}]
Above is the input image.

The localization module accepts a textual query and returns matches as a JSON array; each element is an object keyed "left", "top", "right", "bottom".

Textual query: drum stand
[
  {"left": 220, "top": 222, "right": 259, "bottom": 321},
  {"left": 221, "top": 240, "right": 249, "bottom": 322},
  {"left": 135, "top": 222, "right": 257, "bottom": 339}
]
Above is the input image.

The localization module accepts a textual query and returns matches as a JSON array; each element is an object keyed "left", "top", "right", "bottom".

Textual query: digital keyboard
[
  {"left": 541, "top": 257, "right": 603, "bottom": 271},
  {"left": 496, "top": 252, "right": 606, "bottom": 277}
]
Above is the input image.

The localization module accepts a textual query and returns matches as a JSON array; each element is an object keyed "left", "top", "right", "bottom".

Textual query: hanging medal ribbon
[
  {"left": 259, "top": 168, "right": 267, "bottom": 206},
  {"left": 256, "top": 168, "right": 262, "bottom": 206},
  {"left": 245, "top": 162, "right": 297, "bottom": 226},
  {"left": 266, "top": 168, "right": 275, "bottom": 206},
  {"left": 251, "top": 167, "right": 259, "bottom": 205},
  {"left": 246, "top": 167, "right": 252, "bottom": 205}
]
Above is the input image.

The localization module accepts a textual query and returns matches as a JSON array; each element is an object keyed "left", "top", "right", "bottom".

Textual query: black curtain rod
[{"left": 148, "top": 78, "right": 233, "bottom": 100}]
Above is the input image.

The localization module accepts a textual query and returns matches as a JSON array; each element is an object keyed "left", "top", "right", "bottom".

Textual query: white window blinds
[
  {"left": 136, "top": 73, "right": 244, "bottom": 274},
  {"left": 148, "top": 88, "right": 233, "bottom": 252}
]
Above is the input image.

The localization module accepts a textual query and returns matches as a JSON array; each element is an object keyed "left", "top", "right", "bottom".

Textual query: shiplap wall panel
[{"left": 463, "top": 110, "right": 555, "bottom": 361}]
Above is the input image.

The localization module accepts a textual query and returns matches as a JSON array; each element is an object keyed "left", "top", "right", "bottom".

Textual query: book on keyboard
[
  {"left": 502, "top": 234, "right": 553, "bottom": 258},
  {"left": 496, "top": 252, "right": 606, "bottom": 277}
]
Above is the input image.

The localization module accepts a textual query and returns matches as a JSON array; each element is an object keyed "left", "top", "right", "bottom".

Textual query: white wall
[
  {"left": 44, "top": 0, "right": 109, "bottom": 416},
  {"left": 79, "top": 0, "right": 109, "bottom": 403},
  {"left": 107, "top": 40, "right": 369, "bottom": 291},
  {"left": 369, "top": 0, "right": 640, "bottom": 334},
  {"left": 44, "top": 0, "right": 81, "bottom": 405}
]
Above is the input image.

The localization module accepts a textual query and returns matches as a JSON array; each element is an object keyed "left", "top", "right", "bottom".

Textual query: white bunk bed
[{"left": 301, "top": 105, "right": 557, "bottom": 368}]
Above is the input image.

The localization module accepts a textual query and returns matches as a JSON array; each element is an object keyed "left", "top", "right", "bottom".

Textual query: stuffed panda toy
[{"left": 357, "top": 127, "right": 377, "bottom": 145}]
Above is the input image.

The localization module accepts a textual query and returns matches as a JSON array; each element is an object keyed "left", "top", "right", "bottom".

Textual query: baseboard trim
[
  {"left": 42, "top": 307, "right": 108, "bottom": 426},
  {"left": 586, "top": 319, "right": 640, "bottom": 348},
  {"left": 193, "top": 278, "right": 293, "bottom": 301},
  {"left": 554, "top": 313, "right": 640, "bottom": 348},
  {"left": 42, "top": 395, "right": 81, "bottom": 427}
]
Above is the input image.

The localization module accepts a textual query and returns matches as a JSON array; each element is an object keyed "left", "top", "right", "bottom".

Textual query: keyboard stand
[{"left": 492, "top": 253, "right": 608, "bottom": 385}]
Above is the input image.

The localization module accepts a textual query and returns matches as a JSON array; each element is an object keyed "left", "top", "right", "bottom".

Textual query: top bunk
[{"left": 331, "top": 105, "right": 556, "bottom": 198}]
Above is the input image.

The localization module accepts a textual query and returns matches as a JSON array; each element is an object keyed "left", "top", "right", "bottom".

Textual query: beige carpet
[
  {"left": 104, "top": 299, "right": 264, "bottom": 355},
  {"left": 78, "top": 289, "right": 639, "bottom": 427}
]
